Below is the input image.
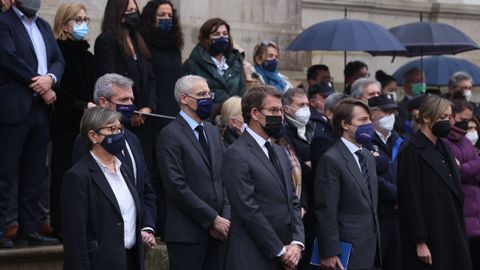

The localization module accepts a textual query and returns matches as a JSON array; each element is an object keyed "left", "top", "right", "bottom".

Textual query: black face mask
[
  {"left": 17, "top": 5, "right": 38, "bottom": 18},
  {"left": 123, "top": 12, "right": 139, "bottom": 29},
  {"left": 454, "top": 120, "right": 469, "bottom": 131},
  {"left": 432, "top": 120, "right": 452, "bottom": 138},
  {"left": 262, "top": 115, "right": 283, "bottom": 138}
]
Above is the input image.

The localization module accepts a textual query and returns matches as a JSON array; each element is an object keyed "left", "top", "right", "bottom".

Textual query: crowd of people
[{"left": 1, "top": 0, "right": 480, "bottom": 270}]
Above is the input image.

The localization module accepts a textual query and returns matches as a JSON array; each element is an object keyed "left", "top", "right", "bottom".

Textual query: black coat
[
  {"left": 53, "top": 39, "right": 95, "bottom": 132},
  {"left": 61, "top": 152, "right": 144, "bottom": 270},
  {"left": 397, "top": 131, "right": 472, "bottom": 270}
]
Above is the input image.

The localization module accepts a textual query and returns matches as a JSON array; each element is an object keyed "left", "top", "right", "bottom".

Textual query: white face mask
[
  {"left": 294, "top": 107, "right": 311, "bottom": 126},
  {"left": 464, "top": 89, "right": 472, "bottom": 102},
  {"left": 466, "top": 130, "right": 479, "bottom": 145},
  {"left": 378, "top": 113, "right": 396, "bottom": 131}
]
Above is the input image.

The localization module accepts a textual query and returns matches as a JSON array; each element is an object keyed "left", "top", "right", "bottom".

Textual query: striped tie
[{"left": 355, "top": 150, "right": 371, "bottom": 196}]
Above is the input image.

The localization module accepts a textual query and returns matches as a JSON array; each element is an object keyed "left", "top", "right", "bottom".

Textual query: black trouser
[
  {"left": 0, "top": 98, "right": 49, "bottom": 234},
  {"left": 125, "top": 245, "right": 140, "bottom": 270},
  {"left": 379, "top": 213, "right": 401, "bottom": 270},
  {"left": 470, "top": 236, "right": 480, "bottom": 270},
  {"left": 167, "top": 238, "right": 226, "bottom": 270}
]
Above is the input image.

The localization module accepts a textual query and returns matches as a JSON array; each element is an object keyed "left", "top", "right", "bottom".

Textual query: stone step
[{"left": 0, "top": 240, "right": 168, "bottom": 270}]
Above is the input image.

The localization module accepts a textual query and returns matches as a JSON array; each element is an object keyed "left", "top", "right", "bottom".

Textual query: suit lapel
[
  {"left": 86, "top": 153, "right": 122, "bottom": 216},
  {"left": 204, "top": 124, "right": 218, "bottom": 172},
  {"left": 121, "top": 166, "right": 141, "bottom": 219},
  {"left": 338, "top": 141, "right": 374, "bottom": 208},
  {"left": 8, "top": 9, "right": 35, "bottom": 55},
  {"left": 177, "top": 115, "right": 211, "bottom": 168}
]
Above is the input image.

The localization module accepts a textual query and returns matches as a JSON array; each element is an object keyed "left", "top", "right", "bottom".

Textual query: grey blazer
[
  {"left": 314, "top": 139, "right": 380, "bottom": 269},
  {"left": 156, "top": 114, "right": 229, "bottom": 243},
  {"left": 223, "top": 131, "right": 304, "bottom": 270}
]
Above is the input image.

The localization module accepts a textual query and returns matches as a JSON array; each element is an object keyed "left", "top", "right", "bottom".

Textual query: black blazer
[
  {"left": 156, "top": 114, "right": 229, "bottom": 243},
  {"left": 94, "top": 31, "right": 156, "bottom": 111},
  {"left": 0, "top": 8, "right": 64, "bottom": 124},
  {"left": 397, "top": 131, "right": 471, "bottom": 270},
  {"left": 222, "top": 131, "right": 304, "bottom": 270},
  {"left": 72, "top": 129, "right": 156, "bottom": 230},
  {"left": 61, "top": 152, "right": 144, "bottom": 270}
]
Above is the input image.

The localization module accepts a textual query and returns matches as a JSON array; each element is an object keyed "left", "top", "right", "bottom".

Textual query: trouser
[{"left": 167, "top": 238, "right": 226, "bottom": 270}]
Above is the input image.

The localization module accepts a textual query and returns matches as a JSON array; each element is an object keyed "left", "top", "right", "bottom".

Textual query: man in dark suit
[
  {"left": 71, "top": 73, "right": 157, "bottom": 249},
  {"left": 157, "top": 75, "right": 230, "bottom": 270},
  {"left": 0, "top": 0, "right": 64, "bottom": 247},
  {"left": 223, "top": 85, "right": 304, "bottom": 270},
  {"left": 315, "top": 98, "right": 380, "bottom": 270}
]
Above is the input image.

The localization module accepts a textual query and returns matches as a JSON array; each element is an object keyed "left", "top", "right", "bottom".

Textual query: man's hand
[
  {"left": 141, "top": 231, "right": 156, "bottom": 250},
  {"left": 319, "top": 255, "right": 344, "bottom": 270},
  {"left": 131, "top": 107, "right": 152, "bottom": 127},
  {"left": 416, "top": 242, "right": 432, "bottom": 265},
  {"left": 41, "top": 90, "right": 56, "bottom": 105},
  {"left": 280, "top": 244, "right": 302, "bottom": 270},
  {"left": 210, "top": 215, "right": 230, "bottom": 241},
  {"left": 30, "top": 76, "right": 53, "bottom": 95}
]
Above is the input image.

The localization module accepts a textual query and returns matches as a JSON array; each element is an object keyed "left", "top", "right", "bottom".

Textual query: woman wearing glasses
[
  {"left": 50, "top": 3, "right": 96, "bottom": 237},
  {"left": 62, "top": 107, "right": 144, "bottom": 270},
  {"left": 252, "top": 40, "right": 293, "bottom": 93},
  {"left": 182, "top": 18, "right": 246, "bottom": 109}
]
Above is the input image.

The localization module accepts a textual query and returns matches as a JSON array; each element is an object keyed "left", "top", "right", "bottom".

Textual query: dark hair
[
  {"left": 375, "top": 70, "right": 396, "bottom": 89},
  {"left": 282, "top": 88, "right": 307, "bottom": 107},
  {"left": 451, "top": 98, "right": 473, "bottom": 115},
  {"left": 344, "top": 61, "right": 368, "bottom": 79},
  {"left": 242, "top": 85, "right": 282, "bottom": 125},
  {"left": 139, "top": 0, "right": 184, "bottom": 49},
  {"left": 332, "top": 98, "right": 370, "bottom": 137},
  {"left": 101, "top": 0, "right": 150, "bottom": 58},
  {"left": 198, "top": 18, "right": 234, "bottom": 57},
  {"left": 307, "top": 64, "right": 329, "bottom": 81}
]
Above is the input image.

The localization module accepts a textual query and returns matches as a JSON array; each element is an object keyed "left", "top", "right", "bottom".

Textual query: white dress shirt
[
  {"left": 180, "top": 110, "right": 207, "bottom": 142},
  {"left": 340, "top": 137, "right": 363, "bottom": 171},
  {"left": 91, "top": 152, "right": 137, "bottom": 249}
]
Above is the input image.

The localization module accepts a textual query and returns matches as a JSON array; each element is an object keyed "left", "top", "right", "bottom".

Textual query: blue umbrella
[
  {"left": 393, "top": 56, "right": 480, "bottom": 86},
  {"left": 369, "top": 22, "right": 479, "bottom": 57},
  {"left": 287, "top": 18, "right": 405, "bottom": 52}
]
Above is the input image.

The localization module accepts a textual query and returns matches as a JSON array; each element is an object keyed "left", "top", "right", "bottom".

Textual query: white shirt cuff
[
  {"left": 141, "top": 227, "right": 155, "bottom": 234},
  {"left": 47, "top": 73, "right": 57, "bottom": 84},
  {"left": 291, "top": 240, "right": 305, "bottom": 250},
  {"left": 276, "top": 246, "right": 286, "bottom": 257}
]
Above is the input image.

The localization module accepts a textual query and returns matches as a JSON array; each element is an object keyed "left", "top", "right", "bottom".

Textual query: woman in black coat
[
  {"left": 50, "top": 3, "right": 96, "bottom": 236},
  {"left": 397, "top": 95, "right": 472, "bottom": 270},
  {"left": 95, "top": 0, "right": 156, "bottom": 171}
]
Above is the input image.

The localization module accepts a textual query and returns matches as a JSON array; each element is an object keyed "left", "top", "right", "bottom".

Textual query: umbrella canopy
[
  {"left": 393, "top": 56, "right": 480, "bottom": 86},
  {"left": 369, "top": 22, "right": 479, "bottom": 56},
  {"left": 286, "top": 18, "right": 405, "bottom": 52}
]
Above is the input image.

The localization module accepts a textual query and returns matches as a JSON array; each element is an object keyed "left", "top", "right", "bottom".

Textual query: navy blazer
[
  {"left": 72, "top": 129, "right": 156, "bottom": 231},
  {"left": 0, "top": 8, "right": 64, "bottom": 124}
]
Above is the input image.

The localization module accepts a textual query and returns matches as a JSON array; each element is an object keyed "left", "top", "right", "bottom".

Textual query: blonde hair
[
  {"left": 53, "top": 3, "right": 87, "bottom": 40},
  {"left": 220, "top": 96, "right": 242, "bottom": 126},
  {"left": 418, "top": 95, "right": 452, "bottom": 125}
]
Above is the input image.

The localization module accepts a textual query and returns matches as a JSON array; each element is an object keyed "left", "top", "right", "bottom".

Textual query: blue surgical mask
[
  {"left": 157, "top": 19, "right": 173, "bottom": 32},
  {"left": 100, "top": 132, "right": 126, "bottom": 156},
  {"left": 72, "top": 22, "right": 89, "bottom": 40},
  {"left": 195, "top": 97, "right": 213, "bottom": 120},
  {"left": 109, "top": 100, "right": 135, "bottom": 123},
  {"left": 354, "top": 123, "right": 375, "bottom": 145},
  {"left": 262, "top": 59, "right": 278, "bottom": 72},
  {"left": 210, "top": 36, "right": 229, "bottom": 54}
]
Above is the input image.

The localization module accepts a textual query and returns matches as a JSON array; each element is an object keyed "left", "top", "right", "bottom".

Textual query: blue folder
[{"left": 310, "top": 238, "right": 352, "bottom": 270}]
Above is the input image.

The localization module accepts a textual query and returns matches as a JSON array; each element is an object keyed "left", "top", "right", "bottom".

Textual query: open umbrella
[
  {"left": 392, "top": 56, "right": 480, "bottom": 86},
  {"left": 369, "top": 21, "right": 479, "bottom": 57},
  {"left": 286, "top": 18, "right": 405, "bottom": 65}
]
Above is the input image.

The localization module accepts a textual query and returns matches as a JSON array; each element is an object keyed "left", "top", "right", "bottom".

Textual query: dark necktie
[
  {"left": 265, "top": 141, "right": 283, "bottom": 179},
  {"left": 355, "top": 150, "right": 372, "bottom": 196},
  {"left": 122, "top": 146, "right": 134, "bottom": 175},
  {"left": 195, "top": 125, "right": 211, "bottom": 161}
]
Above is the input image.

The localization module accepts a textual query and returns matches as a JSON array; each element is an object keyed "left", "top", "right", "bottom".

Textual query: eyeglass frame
[
  {"left": 71, "top": 16, "right": 91, "bottom": 25},
  {"left": 185, "top": 92, "right": 215, "bottom": 100},
  {"left": 94, "top": 125, "right": 124, "bottom": 136}
]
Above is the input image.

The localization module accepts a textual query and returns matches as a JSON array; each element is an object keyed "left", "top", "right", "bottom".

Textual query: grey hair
[
  {"left": 80, "top": 107, "right": 121, "bottom": 149},
  {"left": 350, "top": 78, "right": 381, "bottom": 99},
  {"left": 325, "top": 92, "right": 348, "bottom": 113},
  {"left": 174, "top": 75, "right": 208, "bottom": 103},
  {"left": 448, "top": 71, "right": 473, "bottom": 89},
  {"left": 281, "top": 88, "right": 307, "bottom": 106},
  {"left": 93, "top": 73, "right": 134, "bottom": 104}
]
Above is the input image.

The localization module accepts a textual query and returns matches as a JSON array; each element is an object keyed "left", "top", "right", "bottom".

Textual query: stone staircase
[{"left": 0, "top": 240, "right": 168, "bottom": 270}]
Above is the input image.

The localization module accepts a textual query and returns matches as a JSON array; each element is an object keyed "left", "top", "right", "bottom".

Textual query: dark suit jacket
[
  {"left": 0, "top": 8, "right": 64, "bottom": 124},
  {"left": 314, "top": 139, "right": 380, "bottom": 269},
  {"left": 222, "top": 131, "right": 304, "bottom": 270},
  {"left": 156, "top": 114, "right": 229, "bottom": 243},
  {"left": 61, "top": 152, "right": 144, "bottom": 270},
  {"left": 72, "top": 129, "right": 156, "bottom": 230}
]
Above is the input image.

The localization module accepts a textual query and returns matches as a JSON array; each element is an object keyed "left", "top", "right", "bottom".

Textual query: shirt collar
[
  {"left": 90, "top": 151, "right": 122, "bottom": 172},
  {"left": 246, "top": 126, "right": 269, "bottom": 148},
  {"left": 375, "top": 130, "right": 391, "bottom": 144},
  {"left": 180, "top": 110, "right": 202, "bottom": 131},
  {"left": 340, "top": 137, "right": 362, "bottom": 155},
  {"left": 12, "top": 6, "right": 38, "bottom": 21}
]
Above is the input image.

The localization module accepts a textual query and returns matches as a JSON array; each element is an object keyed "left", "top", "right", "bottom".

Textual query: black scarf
[{"left": 149, "top": 28, "right": 178, "bottom": 50}]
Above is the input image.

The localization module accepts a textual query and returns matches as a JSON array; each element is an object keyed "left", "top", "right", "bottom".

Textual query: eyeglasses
[
  {"left": 261, "top": 106, "right": 284, "bottom": 116},
  {"left": 95, "top": 125, "right": 124, "bottom": 136},
  {"left": 72, "top": 16, "right": 91, "bottom": 25},
  {"left": 260, "top": 40, "right": 278, "bottom": 48},
  {"left": 186, "top": 92, "right": 215, "bottom": 100}
]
